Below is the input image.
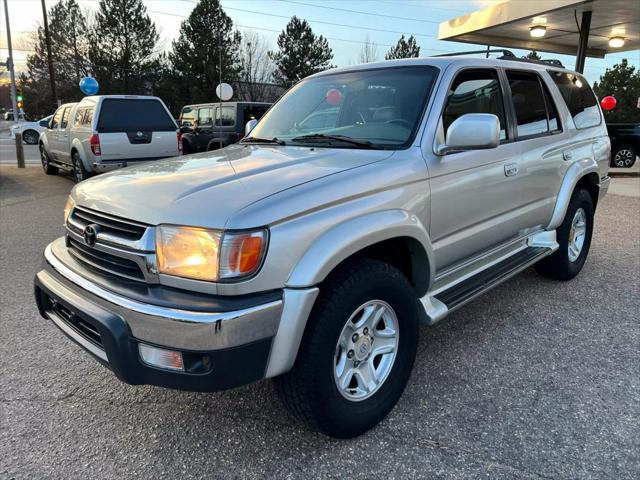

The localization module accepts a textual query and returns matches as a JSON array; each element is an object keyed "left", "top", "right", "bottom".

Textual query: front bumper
[{"left": 34, "top": 243, "right": 287, "bottom": 391}]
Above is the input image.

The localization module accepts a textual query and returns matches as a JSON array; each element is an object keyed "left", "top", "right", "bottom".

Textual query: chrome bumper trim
[{"left": 44, "top": 243, "right": 283, "bottom": 351}]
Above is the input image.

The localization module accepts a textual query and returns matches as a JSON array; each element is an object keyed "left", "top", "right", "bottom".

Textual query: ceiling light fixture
[
  {"left": 529, "top": 25, "right": 547, "bottom": 38},
  {"left": 608, "top": 37, "right": 625, "bottom": 48}
]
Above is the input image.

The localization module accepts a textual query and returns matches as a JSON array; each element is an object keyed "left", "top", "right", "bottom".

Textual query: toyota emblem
[
  {"left": 136, "top": 131, "right": 143, "bottom": 137},
  {"left": 83, "top": 224, "right": 99, "bottom": 247}
]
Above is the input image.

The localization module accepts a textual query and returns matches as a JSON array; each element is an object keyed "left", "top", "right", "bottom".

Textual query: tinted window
[
  {"left": 548, "top": 71, "right": 600, "bottom": 129},
  {"left": 198, "top": 107, "right": 213, "bottom": 126},
  {"left": 444, "top": 69, "right": 507, "bottom": 140},
  {"left": 180, "top": 107, "right": 196, "bottom": 127},
  {"left": 541, "top": 80, "right": 560, "bottom": 132},
  {"left": 60, "top": 107, "right": 71, "bottom": 129},
  {"left": 507, "top": 71, "right": 548, "bottom": 137},
  {"left": 215, "top": 106, "right": 235, "bottom": 126},
  {"left": 97, "top": 99, "right": 176, "bottom": 133}
]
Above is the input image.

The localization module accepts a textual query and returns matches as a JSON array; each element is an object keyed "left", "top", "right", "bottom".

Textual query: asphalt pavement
[{"left": 1, "top": 167, "right": 638, "bottom": 479}]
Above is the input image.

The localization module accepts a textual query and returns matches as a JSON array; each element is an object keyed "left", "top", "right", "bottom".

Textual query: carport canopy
[{"left": 438, "top": 0, "right": 639, "bottom": 72}]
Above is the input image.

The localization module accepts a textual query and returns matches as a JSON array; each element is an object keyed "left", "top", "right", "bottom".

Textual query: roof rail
[{"left": 431, "top": 49, "right": 564, "bottom": 68}]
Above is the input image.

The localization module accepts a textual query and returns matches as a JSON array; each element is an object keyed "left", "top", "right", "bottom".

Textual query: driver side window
[
  {"left": 443, "top": 69, "right": 507, "bottom": 140},
  {"left": 51, "top": 108, "right": 63, "bottom": 129}
]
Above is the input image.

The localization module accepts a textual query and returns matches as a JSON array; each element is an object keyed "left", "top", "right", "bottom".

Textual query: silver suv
[{"left": 34, "top": 56, "right": 610, "bottom": 438}]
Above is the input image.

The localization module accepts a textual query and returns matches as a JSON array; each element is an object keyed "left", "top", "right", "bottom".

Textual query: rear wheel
[
  {"left": 611, "top": 145, "right": 636, "bottom": 168},
  {"left": 39, "top": 145, "right": 58, "bottom": 175},
  {"left": 22, "top": 129, "right": 40, "bottom": 145},
  {"left": 535, "top": 188, "right": 594, "bottom": 280},
  {"left": 274, "top": 258, "right": 419, "bottom": 438},
  {"left": 72, "top": 152, "right": 90, "bottom": 183}
]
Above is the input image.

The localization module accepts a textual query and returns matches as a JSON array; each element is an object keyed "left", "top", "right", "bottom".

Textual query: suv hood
[{"left": 73, "top": 144, "right": 393, "bottom": 228}]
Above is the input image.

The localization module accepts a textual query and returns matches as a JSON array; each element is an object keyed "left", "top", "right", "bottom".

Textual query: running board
[{"left": 420, "top": 232, "right": 557, "bottom": 325}]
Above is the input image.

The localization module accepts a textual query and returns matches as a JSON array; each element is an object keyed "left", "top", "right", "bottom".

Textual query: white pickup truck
[{"left": 38, "top": 95, "right": 181, "bottom": 182}]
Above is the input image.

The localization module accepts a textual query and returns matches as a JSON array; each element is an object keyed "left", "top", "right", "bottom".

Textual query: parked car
[
  {"left": 606, "top": 123, "right": 639, "bottom": 168},
  {"left": 10, "top": 115, "right": 52, "bottom": 144},
  {"left": 39, "top": 95, "right": 180, "bottom": 182},
  {"left": 178, "top": 101, "right": 271, "bottom": 153},
  {"left": 35, "top": 56, "right": 610, "bottom": 438}
]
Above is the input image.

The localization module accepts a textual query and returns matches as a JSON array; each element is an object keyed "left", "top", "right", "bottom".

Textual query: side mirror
[
  {"left": 180, "top": 125, "right": 193, "bottom": 134},
  {"left": 40, "top": 120, "right": 50, "bottom": 128},
  {"left": 437, "top": 113, "right": 500, "bottom": 155},
  {"left": 245, "top": 119, "right": 258, "bottom": 136}
]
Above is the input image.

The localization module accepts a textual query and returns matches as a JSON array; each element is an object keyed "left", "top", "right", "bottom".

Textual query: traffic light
[{"left": 16, "top": 88, "right": 23, "bottom": 110}]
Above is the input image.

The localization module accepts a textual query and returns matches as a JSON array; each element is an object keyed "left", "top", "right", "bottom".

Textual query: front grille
[
  {"left": 70, "top": 207, "right": 146, "bottom": 241},
  {"left": 47, "top": 296, "right": 103, "bottom": 348},
  {"left": 65, "top": 207, "right": 152, "bottom": 283},
  {"left": 67, "top": 238, "right": 145, "bottom": 281}
]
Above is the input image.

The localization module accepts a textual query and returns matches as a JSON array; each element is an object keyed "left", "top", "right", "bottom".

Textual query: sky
[{"left": 1, "top": 0, "right": 639, "bottom": 85}]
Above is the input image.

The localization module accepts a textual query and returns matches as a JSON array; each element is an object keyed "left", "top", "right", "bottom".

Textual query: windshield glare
[{"left": 250, "top": 66, "right": 439, "bottom": 148}]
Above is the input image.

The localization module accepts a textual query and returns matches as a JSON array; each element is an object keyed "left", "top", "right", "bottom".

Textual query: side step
[{"left": 420, "top": 242, "right": 555, "bottom": 325}]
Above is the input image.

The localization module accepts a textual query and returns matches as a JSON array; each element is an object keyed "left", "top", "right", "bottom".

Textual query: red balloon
[
  {"left": 601, "top": 95, "right": 616, "bottom": 111},
  {"left": 325, "top": 88, "right": 342, "bottom": 106}
]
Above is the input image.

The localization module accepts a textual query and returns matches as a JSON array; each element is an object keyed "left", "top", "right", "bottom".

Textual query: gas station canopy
[{"left": 439, "top": 0, "right": 639, "bottom": 66}]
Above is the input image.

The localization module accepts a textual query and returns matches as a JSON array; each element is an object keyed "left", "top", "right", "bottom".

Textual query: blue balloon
[{"left": 79, "top": 77, "right": 99, "bottom": 95}]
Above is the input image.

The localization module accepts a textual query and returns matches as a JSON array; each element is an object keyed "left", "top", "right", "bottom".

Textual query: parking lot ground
[{"left": 1, "top": 166, "right": 639, "bottom": 479}]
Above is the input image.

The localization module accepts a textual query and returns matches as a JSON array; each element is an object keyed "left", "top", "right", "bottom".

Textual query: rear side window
[
  {"left": 73, "top": 108, "right": 85, "bottom": 127},
  {"left": 215, "top": 106, "right": 235, "bottom": 126},
  {"left": 507, "top": 71, "right": 548, "bottom": 137},
  {"left": 548, "top": 71, "right": 600, "bottom": 129},
  {"left": 83, "top": 108, "right": 94, "bottom": 127},
  {"left": 198, "top": 107, "right": 213, "bottom": 126},
  {"left": 97, "top": 99, "right": 176, "bottom": 133},
  {"left": 444, "top": 69, "right": 508, "bottom": 140}
]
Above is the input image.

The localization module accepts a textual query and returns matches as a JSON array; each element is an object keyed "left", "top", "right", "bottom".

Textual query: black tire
[
  {"left": 72, "top": 152, "right": 90, "bottom": 183},
  {"left": 22, "top": 129, "right": 40, "bottom": 145},
  {"left": 535, "top": 188, "right": 594, "bottom": 280},
  {"left": 39, "top": 145, "right": 58, "bottom": 175},
  {"left": 274, "top": 258, "right": 419, "bottom": 438},
  {"left": 207, "top": 141, "right": 223, "bottom": 151},
  {"left": 611, "top": 145, "right": 637, "bottom": 168}
]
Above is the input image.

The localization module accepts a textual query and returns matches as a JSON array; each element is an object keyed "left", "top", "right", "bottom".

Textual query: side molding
[{"left": 286, "top": 209, "right": 435, "bottom": 293}]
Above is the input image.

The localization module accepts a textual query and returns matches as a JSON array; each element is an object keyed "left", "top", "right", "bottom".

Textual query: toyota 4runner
[{"left": 34, "top": 55, "right": 611, "bottom": 438}]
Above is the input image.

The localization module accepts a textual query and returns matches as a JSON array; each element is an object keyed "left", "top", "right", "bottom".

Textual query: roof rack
[{"left": 431, "top": 49, "right": 564, "bottom": 68}]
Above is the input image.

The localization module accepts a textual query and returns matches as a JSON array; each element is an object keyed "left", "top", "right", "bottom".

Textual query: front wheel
[
  {"left": 274, "top": 258, "right": 419, "bottom": 438},
  {"left": 535, "top": 188, "right": 594, "bottom": 280},
  {"left": 72, "top": 152, "right": 90, "bottom": 183},
  {"left": 611, "top": 145, "right": 636, "bottom": 168}
]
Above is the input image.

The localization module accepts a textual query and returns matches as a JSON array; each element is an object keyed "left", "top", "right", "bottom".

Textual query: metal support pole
[
  {"left": 575, "top": 10, "right": 592, "bottom": 74},
  {"left": 41, "top": 0, "right": 58, "bottom": 107},
  {"left": 3, "top": 0, "right": 25, "bottom": 167}
]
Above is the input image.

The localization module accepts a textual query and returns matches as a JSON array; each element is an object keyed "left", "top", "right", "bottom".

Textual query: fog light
[{"left": 139, "top": 344, "right": 184, "bottom": 371}]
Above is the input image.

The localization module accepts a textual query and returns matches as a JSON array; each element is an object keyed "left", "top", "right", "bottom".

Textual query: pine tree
[
  {"left": 525, "top": 50, "right": 541, "bottom": 60},
  {"left": 170, "top": 0, "right": 241, "bottom": 104},
  {"left": 385, "top": 35, "right": 420, "bottom": 60},
  {"left": 269, "top": 16, "right": 335, "bottom": 87},
  {"left": 593, "top": 59, "right": 640, "bottom": 123},
  {"left": 88, "top": 0, "right": 160, "bottom": 94},
  {"left": 24, "top": 0, "right": 89, "bottom": 114}
]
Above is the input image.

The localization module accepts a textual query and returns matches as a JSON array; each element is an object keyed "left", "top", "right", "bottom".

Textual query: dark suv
[{"left": 178, "top": 102, "right": 271, "bottom": 153}]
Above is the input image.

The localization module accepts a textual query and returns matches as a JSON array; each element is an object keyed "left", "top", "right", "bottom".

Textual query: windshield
[{"left": 249, "top": 66, "right": 439, "bottom": 149}]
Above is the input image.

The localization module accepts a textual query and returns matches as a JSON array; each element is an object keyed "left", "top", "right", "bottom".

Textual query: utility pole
[
  {"left": 3, "top": 0, "right": 25, "bottom": 167},
  {"left": 40, "top": 0, "right": 58, "bottom": 107},
  {"left": 218, "top": 30, "right": 222, "bottom": 148}
]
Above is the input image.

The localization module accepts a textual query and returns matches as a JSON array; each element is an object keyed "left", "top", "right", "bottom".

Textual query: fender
[
  {"left": 547, "top": 159, "right": 599, "bottom": 231},
  {"left": 286, "top": 209, "right": 435, "bottom": 294},
  {"left": 70, "top": 138, "right": 91, "bottom": 171}
]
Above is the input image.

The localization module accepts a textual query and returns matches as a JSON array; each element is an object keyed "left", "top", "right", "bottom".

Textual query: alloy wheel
[{"left": 568, "top": 207, "right": 587, "bottom": 262}]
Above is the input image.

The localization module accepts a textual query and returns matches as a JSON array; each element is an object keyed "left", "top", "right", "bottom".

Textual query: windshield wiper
[
  {"left": 291, "top": 134, "right": 376, "bottom": 149},
  {"left": 240, "top": 136, "right": 285, "bottom": 145}
]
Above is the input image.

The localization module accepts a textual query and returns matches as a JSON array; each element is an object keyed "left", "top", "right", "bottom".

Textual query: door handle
[{"left": 504, "top": 163, "right": 519, "bottom": 177}]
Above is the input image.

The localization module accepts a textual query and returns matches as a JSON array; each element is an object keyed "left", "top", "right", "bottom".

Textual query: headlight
[
  {"left": 64, "top": 197, "right": 75, "bottom": 224},
  {"left": 156, "top": 225, "right": 267, "bottom": 282}
]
